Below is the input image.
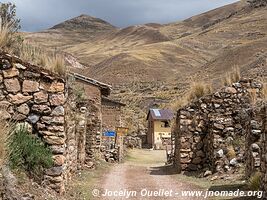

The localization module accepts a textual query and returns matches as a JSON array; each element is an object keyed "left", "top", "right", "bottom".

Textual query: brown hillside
[{"left": 24, "top": 0, "right": 267, "bottom": 132}]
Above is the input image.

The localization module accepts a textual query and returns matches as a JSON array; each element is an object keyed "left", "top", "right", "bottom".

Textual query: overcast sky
[{"left": 2, "top": 0, "right": 238, "bottom": 32}]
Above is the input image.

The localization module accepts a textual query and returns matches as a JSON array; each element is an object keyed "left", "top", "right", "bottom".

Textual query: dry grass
[
  {"left": 187, "top": 81, "right": 213, "bottom": 101},
  {"left": 17, "top": 42, "right": 67, "bottom": 76},
  {"left": 51, "top": 55, "right": 66, "bottom": 76},
  {"left": 223, "top": 66, "right": 241, "bottom": 86},
  {"left": 0, "top": 19, "right": 12, "bottom": 50},
  {"left": 169, "top": 97, "right": 189, "bottom": 110},
  {"left": 248, "top": 88, "right": 258, "bottom": 104},
  {"left": 0, "top": 110, "right": 13, "bottom": 166},
  {"left": 262, "top": 83, "right": 267, "bottom": 101}
]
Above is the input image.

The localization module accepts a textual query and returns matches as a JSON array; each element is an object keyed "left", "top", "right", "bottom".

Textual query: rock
[
  {"left": 44, "top": 175, "right": 63, "bottom": 183},
  {"left": 51, "top": 106, "right": 64, "bottom": 116},
  {"left": 48, "top": 82, "right": 64, "bottom": 92},
  {"left": 17, "top": 103, "right": 30, "bottom": 115},
  {"left": 0, "top": 101, "right": 11, "bottom": 109},
  {"left": 224, "top": 165, "right": 230, "bottom": 171},
  {"left": 0, "top": 74, "right": 2, "bottom": 83},
  {"left": 4, "top": 78, "right": 21, "bottom": 93},
  {"left": 0, "top": 110, "right": 11, "bottom": 119},
  {"left": 251, "top": 143, "right": 260, "bottom": 152},
  {"left": 2, "top": 68, "right": 19, "bottom": 78},
  {"left": 196, "top": 150, "right": 205, "bottom": 158},
  {"left": 204, "top": 170, "right": 212, "bottom": 177},
  {"left": 214, "top": 123, "right": 224, "bottom": 130},
  {"left": 28, "top": 114, "right": 40, "bottom": 124},
  {"left": 211, "top": 176, "right": 218, "bottom": 181},
  {"left": 216, "top": 149, "right": 224, "bottom": 158},
  {"left": 225, "top": 87, "right": 237, "bottom": 94},
  {"left": 44, "top": 136, "right": 65, "bottom": 145},
  {"left": 32, "top": 104, "right": 51, "bottom": 114},
  {"left": 22, "top": 80, "right": 39, "bottom": 93},
  {"left": 50, "top": 145, "right": 65, "bottom": 154},
  {"left": 49, "top": 94, "right": 65, "bottom": 106},
  {"left": 34, "top": 91, "right": 48, "bottom": 104},
  {"left": 8, "top": 93, "right": 33, "bottom": 105},
  {"left": 46, "top": 166, "right": 63, "bottom": 176},
  {"left": 229, "top": 158, "right": 238, "bottom": 166},
  {"left": 41, "top": 116, "right": 64, "bottom": 125},
  {"left": 53, "top": 155, "right": 65, "bottom": 166},
  {"left": 24, "top": 71, "right": 40, "bottom": 78},
  {"left": 12, "top": 113, "right": 27, "bottom": 121},
  {"left": 192, "top": 157, "right": 202, "bottom": 164},
  {"left": 214, "top": 103, "right": 220, "bottom": 108},
  {"left": 47, "top": 126, "right": 64, "bottom": 132},
  {"left": 15, "top": 63, "right": 26, "bottom": 70}
]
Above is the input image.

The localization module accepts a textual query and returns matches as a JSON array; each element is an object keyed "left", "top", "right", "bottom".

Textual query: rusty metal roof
[{"left": 146, "top": 109, "right": 174, "bottom": 120}]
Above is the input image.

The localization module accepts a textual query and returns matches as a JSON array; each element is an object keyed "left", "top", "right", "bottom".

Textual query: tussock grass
[
  {"left": 18, "top": 42, "right": 67, "bottom": 76},
  {"left": 0, "top": 19, "right": 12, "bottom": 50},
  {"left": 187, "top": 81, "right": 213, "bottom": 101},
  {"left": 223, "top": 66, "right": 241, "bottom": 86}
]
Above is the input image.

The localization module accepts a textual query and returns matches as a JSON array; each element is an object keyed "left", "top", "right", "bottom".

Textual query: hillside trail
[{"left": 95, "top": 149, "right": 205, "bottom": 200}]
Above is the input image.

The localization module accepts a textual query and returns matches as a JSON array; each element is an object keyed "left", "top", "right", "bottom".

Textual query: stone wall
[
  {"left": 260, "top": 104, "right": 267, "bottom": 198},
  {"left": 173, "top": 79, "right": 263, "bottom": 174},
  {"left": 0, "top": 53, "right": 66, "bottom": 193}
]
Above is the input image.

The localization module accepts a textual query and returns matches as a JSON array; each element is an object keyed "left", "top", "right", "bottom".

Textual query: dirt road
[{"left": 95, "top": 149, "right": 205, "bottom": 200}]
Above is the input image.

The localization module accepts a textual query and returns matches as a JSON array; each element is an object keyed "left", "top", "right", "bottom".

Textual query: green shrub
[
  {"left": 8, "top": 125, "right": 53, "bottom": 180},
  {"left": 248, "top": 171, "right": 261, "bottom": 191}
]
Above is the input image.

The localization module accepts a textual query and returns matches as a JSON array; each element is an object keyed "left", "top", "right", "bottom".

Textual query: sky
[{"left": 2, "top": 0, "right": 238, "bottom": 32}]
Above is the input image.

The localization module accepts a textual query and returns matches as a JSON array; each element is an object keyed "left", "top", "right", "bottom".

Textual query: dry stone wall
[
  {"left": 173, "top": 79, "right": 263, "bottom": 175},
  {"left": 0, "top": 53, "right": 66, "bottom": 193},
  {"left": 0, "top": 52, "right": 106, "bottom": 194},
  {"left": 261, "top": 104, "right": 267, "bottom": 198}
]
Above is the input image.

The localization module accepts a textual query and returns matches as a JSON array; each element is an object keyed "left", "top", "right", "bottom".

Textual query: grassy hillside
[{"left": 24, "top": 0, "right": 267, "bottom": 132}]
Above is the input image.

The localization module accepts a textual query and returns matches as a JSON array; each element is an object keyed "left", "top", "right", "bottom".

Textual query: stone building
[{"left": 147, "top": 109, "right": 174, "bottom": 149}]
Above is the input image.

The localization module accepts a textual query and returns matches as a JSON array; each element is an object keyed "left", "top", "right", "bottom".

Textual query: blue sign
[{"left": 103, "top": 131, "right": 116, "bottom": 137}]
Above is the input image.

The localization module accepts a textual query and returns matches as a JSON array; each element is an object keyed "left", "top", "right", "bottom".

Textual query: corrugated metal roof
[{"left": 147, "top": 109, "right": 174, "bottom": 120}]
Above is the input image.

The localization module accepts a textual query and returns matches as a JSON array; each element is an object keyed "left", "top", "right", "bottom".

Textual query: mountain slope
[{"left": 24, "top": 0, "right": 267, "bottom": 132}]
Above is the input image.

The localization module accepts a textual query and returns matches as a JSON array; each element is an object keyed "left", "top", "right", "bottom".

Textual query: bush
[{"left": 8, "top": 125, "right": 53, "bottom": 180}]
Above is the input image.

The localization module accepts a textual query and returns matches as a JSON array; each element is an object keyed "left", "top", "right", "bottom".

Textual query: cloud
[{"left": 2, "top": 0, "right": 238, "bottom": 31}]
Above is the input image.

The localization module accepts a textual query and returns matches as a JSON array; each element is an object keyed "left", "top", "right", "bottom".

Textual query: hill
[{"left": 24, "top": 0, "right": 267, "bottom": 132}]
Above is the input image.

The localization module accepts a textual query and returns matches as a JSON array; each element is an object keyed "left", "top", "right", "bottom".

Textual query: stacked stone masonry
[
  {"left": 0, "top": 53, "right": 106, "bottom": 194},
  {"left": 173, "top": 79, "right": 264, "bottom": 175},
  {"left": 0, "top": 53, "right": 67, "bottom": 193},
  {"left": 261, "top": 104, "right": 267, "bottom": 199}
]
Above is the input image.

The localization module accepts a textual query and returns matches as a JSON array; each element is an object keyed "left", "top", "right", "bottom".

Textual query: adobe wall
[
  {"left": 173, "top": 79, "right": 263, "bottom": 174},
  {"left": 101, "top": 99, "right": 122, "bottom": 131}
]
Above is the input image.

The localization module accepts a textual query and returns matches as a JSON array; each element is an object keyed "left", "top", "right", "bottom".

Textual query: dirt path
[{"left": 94, "top": 149, "right": 205, "bottom": 200}]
